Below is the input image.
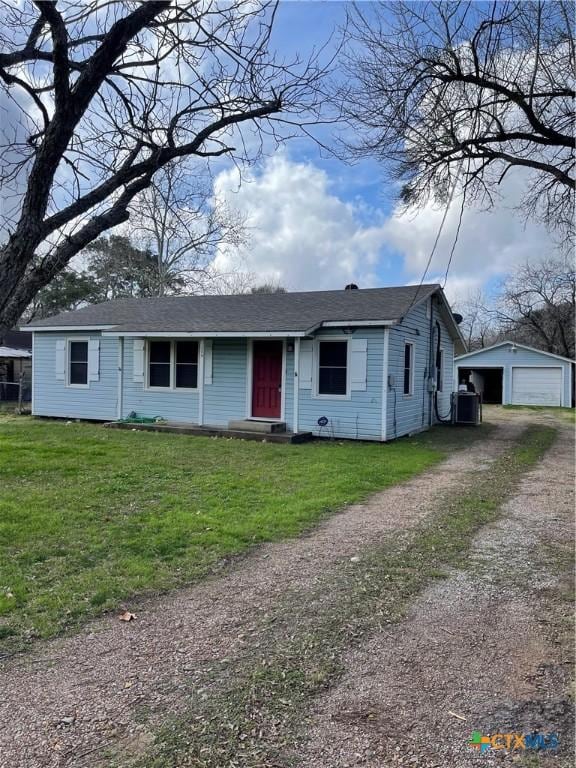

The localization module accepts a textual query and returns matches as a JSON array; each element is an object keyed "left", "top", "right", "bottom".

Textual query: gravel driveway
[
  {"left": 0, "top": 411, "right": 571, "bottom": 768},
  {"left": 298, "top": 412, "right": 574, "bottom": 767}
]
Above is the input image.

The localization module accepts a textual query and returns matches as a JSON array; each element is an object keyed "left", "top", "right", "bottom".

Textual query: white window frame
[
  {"left": 145, "top": 339, "right": 199, "bottom": 392},
  {"left": 313, "top": 337, "right": 351, "bottom": 400},
  {"left": 437, "top": 347, "right": 444, "bottom": 393},
  {"left": 66, "top": 337, "right": 90, "bottom": 389},
  {"left": 403, "top": 341, "right": 414, "bottom": 397}
]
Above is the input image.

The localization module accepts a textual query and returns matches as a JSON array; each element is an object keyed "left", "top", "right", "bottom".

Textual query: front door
[{"left": 251, "top": 341, "right": 283, "bottom": 418}]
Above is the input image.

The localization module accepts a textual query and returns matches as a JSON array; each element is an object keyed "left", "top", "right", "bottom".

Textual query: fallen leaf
[{"left": 119, "top": 611, "right": 137, "bottom": 622}]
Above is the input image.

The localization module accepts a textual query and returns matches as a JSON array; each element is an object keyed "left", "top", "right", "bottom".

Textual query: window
[
  {"left": 318, "top": 340, "right": 348, "bottom": 396},
  {"left": 436, "top": 348, "right": 444, "bottom": 393},
  {"left": 175, "top": 341, "right": 198, "bottom": 389},
  {"left": 148, "top": 341, "right": 171, "bottom": 387},
  {"left": 69, "top": 340, "right": 88, "bottom": 385},
  {"left": 147, "top": 340, "right": 199, "bottom": 389},
  {"left": 403, "top": 342, "right": 413, "bottom": 396}
]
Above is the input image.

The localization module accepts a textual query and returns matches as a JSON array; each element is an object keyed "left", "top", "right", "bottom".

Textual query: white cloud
[
  {"left": 211, "top": 153, "right": 559, "bottom": 300},
  {"left": 212, "top": 154, "right": 388, "bottom": 290},
  {"left": 382, "top": 166, "right": 556, "bottom": 301}
]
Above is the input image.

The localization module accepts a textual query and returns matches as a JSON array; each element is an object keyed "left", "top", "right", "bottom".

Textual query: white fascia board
[
  {"left": 320, "top": 319, "right": 396, "bottom": 328},
  {"left": 22, "top": 325, "right": 116, "bottom": 332},
  {"left": 102, "top": 330, "right": 309, "bottom": 338}
]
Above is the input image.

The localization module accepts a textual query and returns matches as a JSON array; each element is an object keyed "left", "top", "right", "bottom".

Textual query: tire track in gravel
[{"left": 297, "top": 417, "right": 574, "bottom": 768}]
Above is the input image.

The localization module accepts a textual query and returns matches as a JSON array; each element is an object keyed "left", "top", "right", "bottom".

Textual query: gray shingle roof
[{"left": 25, "top": 284, "right": 441, "bottom": 334}]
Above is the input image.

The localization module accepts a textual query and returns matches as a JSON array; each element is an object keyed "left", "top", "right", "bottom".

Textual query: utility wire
[{"left": 403, "top": 159, "right": 464, "bottom": 317}]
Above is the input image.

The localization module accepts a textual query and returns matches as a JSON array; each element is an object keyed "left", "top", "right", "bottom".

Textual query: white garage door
[{"left": 511, "top": 367, "right": 562, "bottom": 406}]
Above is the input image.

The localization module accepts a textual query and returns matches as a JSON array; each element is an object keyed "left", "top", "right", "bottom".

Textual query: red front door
[{"left": 251, "top": 341, "right": 283, "bottom": 418}]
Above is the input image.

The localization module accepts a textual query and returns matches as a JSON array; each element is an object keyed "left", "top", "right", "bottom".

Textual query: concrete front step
[
  {"left": 104, "top": 421, "right": 312, "bottom": 443},
  {"left": 228, "top": 419, "right": 286, "bottom": 434}
]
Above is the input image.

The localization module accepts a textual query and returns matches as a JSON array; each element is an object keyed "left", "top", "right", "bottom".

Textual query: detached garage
[{"left": 455, "top": 341, "right": 574, "bottom": 408}]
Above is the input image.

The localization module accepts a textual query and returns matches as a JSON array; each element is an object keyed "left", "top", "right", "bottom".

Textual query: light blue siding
[
  {"left": 32, "top": 332, "right": 118, "bottom": 420},
  {"left": 122, "top": 338, "right": 199, "bottom": 423},
  {"left": 455, "top": 343, "right": 572, "bottom": 406},
  {"left": 387, "top": 299, "right": 455, "bottom": 439},
  {"left": 203, "top": 338, "right": 247, "bottom": 426},
  {"left": 31, "top": 296, "right": 461, "bottom": 439},
  {"left": 297, "top": 328, "right": 384, "bottom": 440}
]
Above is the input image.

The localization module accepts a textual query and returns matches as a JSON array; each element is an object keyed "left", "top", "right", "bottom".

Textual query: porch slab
[
  {"left": 103, "top": 421, "right": 313, "bottom": 444},
  {"left": 228, "top": 419, "right": 286, "bottom": 434}
]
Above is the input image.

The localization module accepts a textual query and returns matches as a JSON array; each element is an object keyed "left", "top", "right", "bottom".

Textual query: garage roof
[{"left": 455, "top": 341, "right": 574, "bottom": 364}]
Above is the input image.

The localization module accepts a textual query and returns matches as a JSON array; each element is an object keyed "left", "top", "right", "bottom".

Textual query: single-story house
[
  {"left": 22, "top": 284, "right": 465, "bottom": 441},
  {"left": 0, "top": 330, "right": 32, "bottom": 401},
  {"left": 454, "top": 341, "right": 574, "bottom": 407}
]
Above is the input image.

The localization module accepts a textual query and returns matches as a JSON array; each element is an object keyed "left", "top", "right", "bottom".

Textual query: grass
[
  {"left": 0, "top": 416, "right": 478, "bottom": 652},
  {"left": 503, "top": 404, "right": 575, "bottom": 423},
  {"left": 128, "top": 424, "right": 557, "bottom": 768}
]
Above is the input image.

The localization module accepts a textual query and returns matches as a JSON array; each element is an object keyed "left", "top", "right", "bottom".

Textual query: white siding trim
[
  {"left": 281, "top": 339, "right": 287, "bottom": 422},
  {"left": 31, "top": 332, "right": 36, "bottom": 414},
  {"left": 246, "top": 340, "right": 253, "bottom": 418},
  {"left": 117, "top": 337, "right": 124, "bottom": 420},
  {"left": 105, "top": 330, "right": 308, "bottom": 339},
  {"left": 198, "top": 339, "right": 205, "bottom": 425},
  {"left": 293, "top": 337, "right": 300, "bottom": 432},
  {"left": 381, "top": 328, "right": 389, "bottom": 441},
  {"left": 321, "top": 320, "right": 395, "bottom": 328},
  {"left": 26, "top": 325, "right": 116, "bottom": 332}
]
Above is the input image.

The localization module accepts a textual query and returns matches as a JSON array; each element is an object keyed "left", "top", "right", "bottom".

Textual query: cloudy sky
[{"left": 209, "top": 1, "right": 556, "bottom": 304}]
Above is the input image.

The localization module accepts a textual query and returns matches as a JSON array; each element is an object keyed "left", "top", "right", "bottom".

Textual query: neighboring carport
[{"left": 454, "top": 341, "right": 574, "bottom": 408}]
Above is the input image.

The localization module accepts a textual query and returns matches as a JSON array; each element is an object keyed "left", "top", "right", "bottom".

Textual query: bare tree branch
[
  {"left": 0, "top": 0, "right": 329, "bottom": 333},
  {"left": 339, "top": 0, "right": 575, "bottom": 245}
]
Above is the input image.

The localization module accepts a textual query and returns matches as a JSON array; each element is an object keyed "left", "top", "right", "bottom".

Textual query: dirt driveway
[{"left": 0, "top": 409, "right": 573, "bottom": 768}]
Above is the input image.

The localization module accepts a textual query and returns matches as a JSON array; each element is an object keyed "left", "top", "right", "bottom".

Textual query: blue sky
[{"left": 211, "top": 1, "right": 557, "bottom": 304}]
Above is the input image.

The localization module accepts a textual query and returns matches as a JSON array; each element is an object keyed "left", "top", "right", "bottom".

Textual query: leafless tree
[
  {"left": 340, "top": 1, "right": 575, "bottom": 246},
  {"left": 494, "top": 256, "right": 575, "bottom": 357},
  {"left": 131, "top": 161, "right": 246, "bottom": 296},
  {"left": 0, "top": 0, "right": 328, "bottom": 334},
  {"left": 454, "top": 288, "right": 498, "bottom": 350}
]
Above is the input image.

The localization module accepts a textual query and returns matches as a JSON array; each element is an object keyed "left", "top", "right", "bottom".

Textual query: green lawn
[{"left": 0, "top": 416, "right": 474, "bottom": 651}]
